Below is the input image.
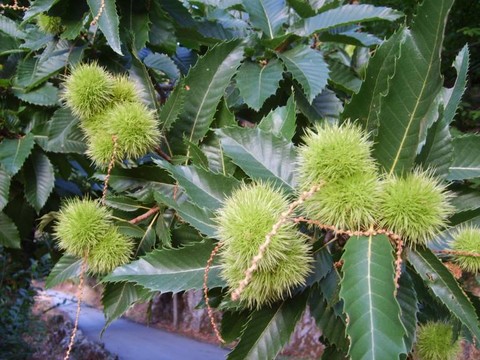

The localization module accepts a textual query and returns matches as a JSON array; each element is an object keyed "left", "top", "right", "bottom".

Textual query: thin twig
[
  {"left": 90, "top": 0, "right": 105, "bottom": 26},
  {"left": 129, "top": 206, "right": 160, "bottom": 225},
  {"left": 231, "top": 184, "right": 322, "bottom": 302},
  {"left": 101, "top": 135, "right": 118, "bottom": 206},
  {"left": 203, "top": 242, "right": 224, "bottom": 343},
  {"left": 64, "top": 256, "right": 87, "bottom": 360},
  {"left": 154, "top": 146, "right": 172, "bottom": 162}
]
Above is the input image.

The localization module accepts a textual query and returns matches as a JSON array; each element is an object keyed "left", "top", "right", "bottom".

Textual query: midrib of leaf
[
  {"left": 122, "top": 263, "right": 221, "bottom": 277},
  {"left": 186, "top": 72, "right": 219, "bottom": 160},
  {"left": 224, "top": 135, "right": 291, "bottom": 189},
  {"left": 12, "top": 139, "right": 23, "bottom": 168},
  {"left": 260, "top": 1, "right": 274, "bottom": 39},
  {"left": 257, "top": 65, "right": 267, "bottom": 99},
  {"left": 160, "top": 87, "right": 184, "bottom": 133},
  {"left": 244, "top": 304, "right": 284, "bottom": 358},
  {"left": 134, "top": 213, "right": 158, "bottom": 257},
  {"left": 220, "top": 145, "right": 227, "bottom": 176},
  {"left": 364, "top": 33, "right": 404, "bottom": 131},
  {"left": 367, "top": 235, "right": 375, "bottom": 351},
  {"left": 388, "top": 5, "right": 443, "bottom": 175},
  {"left": 414, "top": 250, "right": 475, "bottom": 326},
  {"left": 449, "top": 166, "right": 480, "bottom": 171},
  {"left": 282, "top": 57, "right": 310, "bottom": 93},
  {"left": 108, "top": 283, "right": 129, "bottom": 316}
]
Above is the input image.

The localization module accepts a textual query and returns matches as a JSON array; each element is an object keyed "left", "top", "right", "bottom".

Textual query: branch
[
  {"left": 154, "top": 146, "right": 172, "bottom": 162},
  {"left": 129, "top": 206, "right": 160, "bottom": 225}
]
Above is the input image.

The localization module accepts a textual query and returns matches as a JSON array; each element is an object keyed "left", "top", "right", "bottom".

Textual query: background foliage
[{"left": 1, "top": 0, "right": 479, "bottom": 359}]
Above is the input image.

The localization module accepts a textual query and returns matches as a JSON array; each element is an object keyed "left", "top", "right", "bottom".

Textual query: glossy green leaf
[
  {"left": 373, "top": 0, "right": 455, "bottom": 175},
  {"left": 45, "top": 255, "right": 82, "bottom": 289},
  {"left": 294, "top": 4, "right": 403, "bottom": 36},
  {"left": 105, "top": 195, "right": 143, "bottom": 212},
  {"left": 116, "top": 222, "right": 145, "bottom": 238},
  {"left": 24, "top": 0, "right": 60, "bottom": 21},
  {"left": 136, "top": 216, "right": 157, "bottom": 255},
  {"left": 221, "top": 310, "right": 250, "bottom": 343},
  {"left": 287, "top": 0, "right": 315, "bottom": 18},
  {"left": 201, "top": 136, "right": 237, "bottom": 176},
  {"left": 443, "top": 45, "right": 470, "bottom": 125},
  {"left": 0, "top": 14, "right": 26, "bottom": 38},
  {"left": 158, "top": 79, "right": 185, "bottom": 135},
  {"left": 168, "top": 40, "right": 244, "bottom": 156},
  {"left": 87, "top": 0, "right": 122, "bottom": 55},
  {"left": 397, "top": 271, "right": 418, "bottom": 354},
  {"left": 242, "top": 0, "right": 288, "bottom": 39},
  {"left": 36, "top": 108, "right": 87, "bottom": 154},
  {"left": 295, "top": 87, "right": 343, "bottom": 123},
  {"left": 0, "top": 133, "right": 35, "bottom": 176},
  {"left": 319, "top": 30, "right": 382, "bottom": 47},
  {"left": 154, "top": 159, "right": 240, "bottom": 210},
  {"left": 309, "top": 284, "right": 349, "bottom": 352},
  {"left": 236, "top": 60, "right": 283, "bottom": 111},
  {"left": 148, "top": 2, "right": 177, "bottom": 54},
  {"left": 95, "top": 166, "right": 170, "bottom": 193},
  {"left": 0, "top": 169, "right": 11, "bottom": 211},
  {"left": 0, "top": 212, "right": 20, "bottom": 249},
  {"left": 14, "top": 40, "right": 74, "bottom": 90},
  {"left": 24, "top": 151, "right": 55, "bottom": 213},
  {"left": 327, "top": 60, "right": 362, "bottom": 94},
  {"left": 144, "top": 52, "right": 180, "bottom": 81},
  {"left": 184, "top": 139, "right": 209, "bottom": 169},
  {"left": 279, "top": 45, "right": 329, "bottom": 103},
  {"left": 450, "top": 189, "right": 480, "bottom": 213},
  {"left": 415, "top": 106, "right": 452, "bottom": 179},
  {"left": 340, "top": 235, "right": 406, "bottom": 359},
  {"left": 416, "top": 46, "right": 469, "bottom": 178},
  {"left": 103, "top": 239, "right": 225, "bottom": 293},
  {"left": 102, "top": 282, "right": 153, "bottom": 332},
  {"left": 228, "top": 291, "right": 309, "bottom": 360},
  {"left": 13, "top": 82, "right": 58, "bottom": 107},
  {"left": 447, "top": 134, "right": 480, "bottom": 180},
  {"left": 408, "top": 247, "right": 480, "bottom": 342},
  {"left": 122, "top": 11, "right": 150, "bottom": 51},
  {"left": 129, "top": 54, "right": 161, "bottom": 113},
  {"left": 153, "top": 184, "right": 217, "bottom": 237},
  {"left": 258, "top": 94, "right": 296, "bottom": 141},
  {"left": 342, "top": 28, "right": 407, "bottom": 131},
  {"left": 216, "top": 127, "right": 297, "bottom": 192}
]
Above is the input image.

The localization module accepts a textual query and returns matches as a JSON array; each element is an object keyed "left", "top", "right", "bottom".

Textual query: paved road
[{"left": 43, "top": 290, "right": 230, "bottom": 360}]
